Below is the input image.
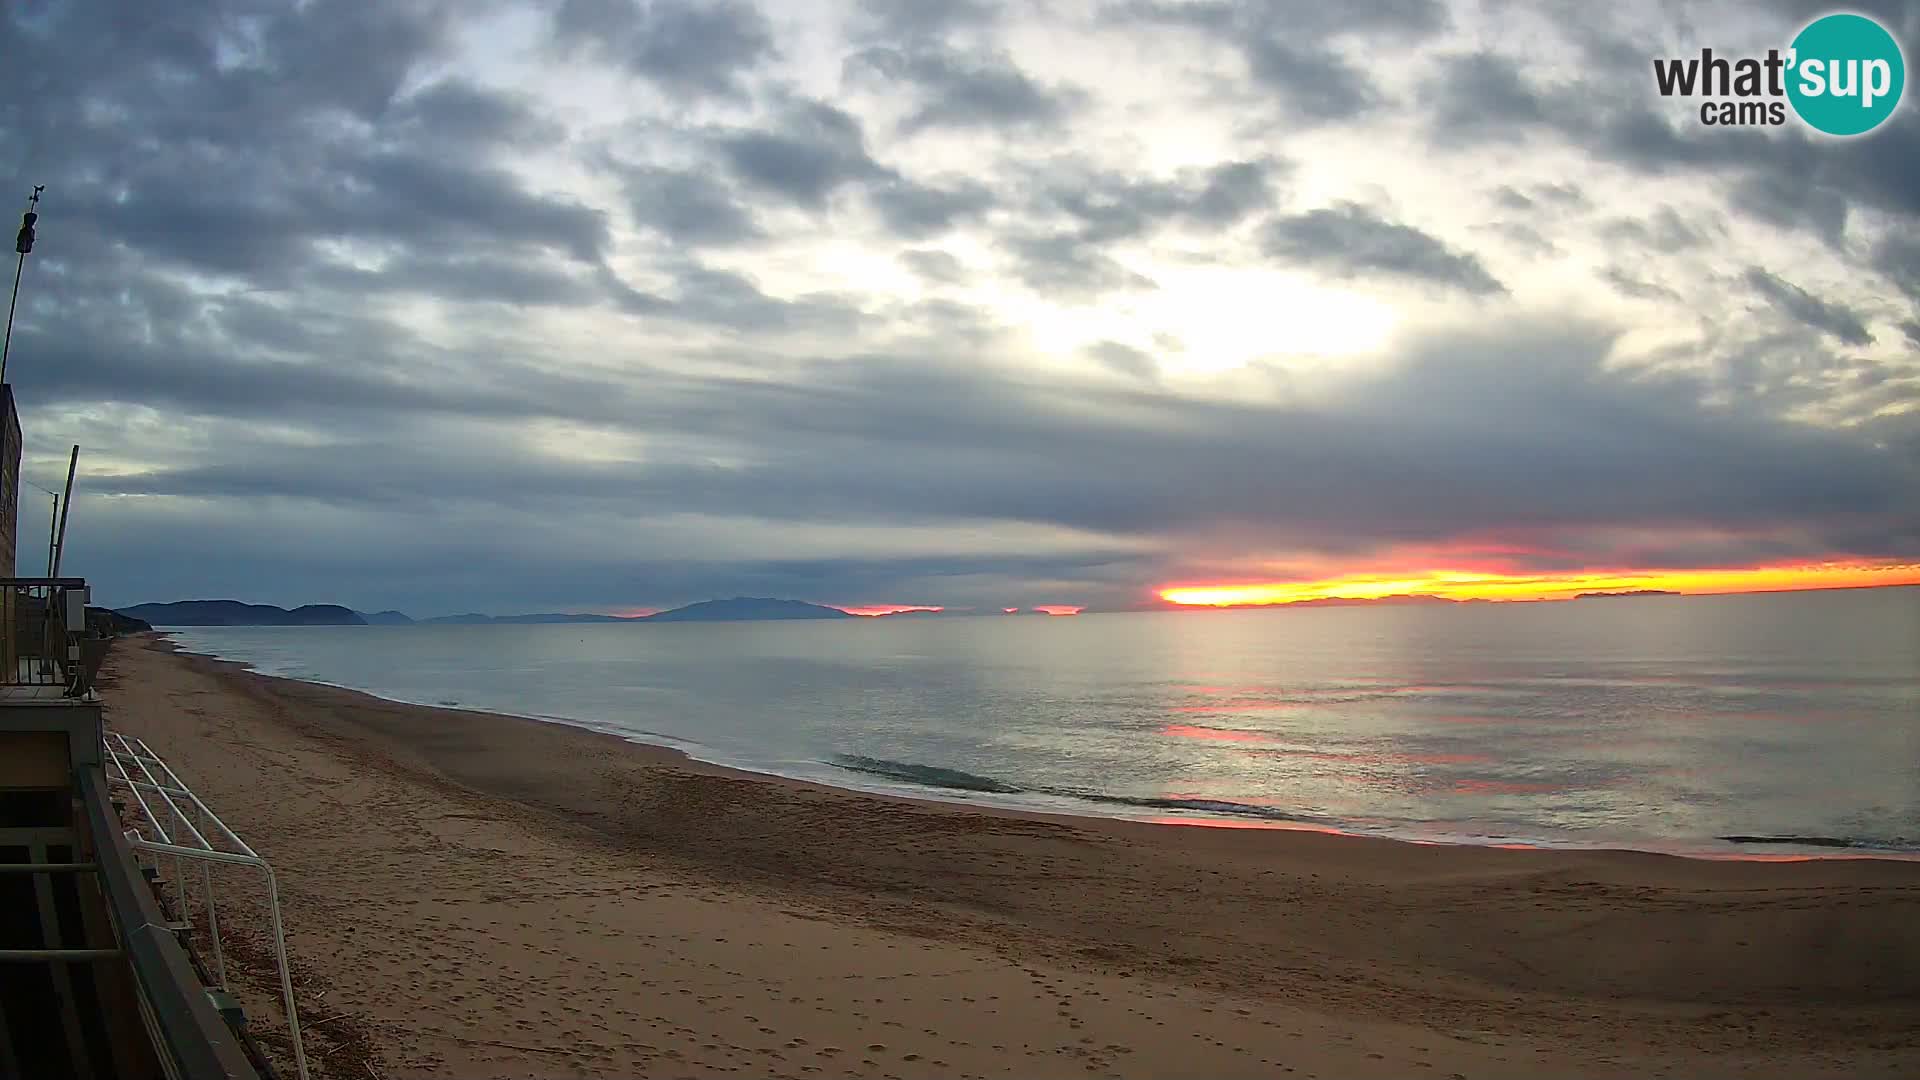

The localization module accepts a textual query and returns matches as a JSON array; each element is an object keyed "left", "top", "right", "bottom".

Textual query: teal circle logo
[{"left": 1786, "top": 13, "right": 1905, "bottom": 136}]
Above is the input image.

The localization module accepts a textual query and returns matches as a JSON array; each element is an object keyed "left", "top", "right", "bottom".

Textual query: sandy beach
[{"left": 98, "top": 633, "right": 1920, "bottom": 1079}]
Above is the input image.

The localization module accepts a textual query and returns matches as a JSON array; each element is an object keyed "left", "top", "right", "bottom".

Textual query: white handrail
[{"left": 104, "top": 731, "right": 308, "bottom": 1080}]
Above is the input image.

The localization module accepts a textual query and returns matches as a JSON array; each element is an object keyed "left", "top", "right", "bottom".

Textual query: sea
[{"left": 161, "top": 587, "right": 1920, "bottom": 859}]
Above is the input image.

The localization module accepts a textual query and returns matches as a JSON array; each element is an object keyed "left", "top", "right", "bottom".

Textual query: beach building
[{"left": 0, "top": 382, "right": 269, "bottom": 1078}]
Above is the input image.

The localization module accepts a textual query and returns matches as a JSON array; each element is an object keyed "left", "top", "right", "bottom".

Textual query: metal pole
[
  {"left": 2, "top": 186, "right": 43, "bottom": 388},
  {"left": 51, "top": 444, "right": 76, "bottom": 577},
  {"left": 0, "top": 251, "right": 23, "bottom": 387},
  {"left": 45, "top": 493, "right": 57, "bottom": 577}
]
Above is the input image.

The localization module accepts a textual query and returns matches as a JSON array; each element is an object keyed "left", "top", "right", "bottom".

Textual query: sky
[{"left": 1, "top": 0, "right": 1916, "bottom": 616}]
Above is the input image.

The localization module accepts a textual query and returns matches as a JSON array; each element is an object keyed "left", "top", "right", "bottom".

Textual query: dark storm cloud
[
  {"left": 3, "top": 0, "right": 447, "bottom": 153},
  {"left": 1223, "top": 41, "right": 1380, "bottom": 122},
  {"left": 1763, "top": 0, "right": 1919, "bottom": 37},
  {"left": 1000, "top": 233, "right": 1155, "bottom": 299},
  {"left": 390, "top": 79, "right": 566, "bottom": 152},
  {"left": 351, "top": 152, "right": 612, "bottom": 264},
  {"left": 1877, "top": 236, "right": 1920, "bottom": 300},
  {"left": 3, "top": 1, "right": 611, "bottom": 299},
  {"left": 1411, "top": 9, "right": 1918, "bottom": 245},
  {"left": 165, "top": 145, "right": 607, "bottom": 269},
  {"left": 699, "top": 98, "right": 998, "bottom": 235},
  {"left": 846, "top": 45, "right": 1082, "bottom": 133},
  {"left": 711, "top": 100, "right": 882, "bottom": 207},
  {"left": 70, "top": 324, "right": 1919, "bottom": 581},
  {"left": 313, "top": 254, "right": 607, "bottom": 308},
  {"left": 1119, "top": 0, "right": 1448, "bottom": 38},
  {"left": 1551, "top": 105, "right": 1920, "bottom": 241},
  {"left": 1261, "top": 203, "right": 1506, "bottom": 295},
  {"left": 1427, "top": 51, "right": 1564, "bottom": 143},
  {"left": 1903, "top": 321, "right": 1920, "bottom": 349},
  {"left": 1744, "top": 268, "right": 1875, "bottom": 347},
  {"left": 549, "top": 0, "right": 774, "bottom": 98},
  {"left": 1024, "top": 158, "right": 1283, "bottom": 245},
  {"left": 855, "top": 0, "right": 1004, "bottom": 40},
  {"left": 1730, "top": 172, "right": 1849, "bottom": 247},
  {"left": 623, "top": 165, "right": 764, "bottom": 246},
  {"left": 663, "top": 264, "right": 869, "bottom": 335},
  {"left": 1116, "top": 0, "right": 1450, "bottom": 122},
  {"left": 867, "top": 177, "right": 997, "bottom": 238}
]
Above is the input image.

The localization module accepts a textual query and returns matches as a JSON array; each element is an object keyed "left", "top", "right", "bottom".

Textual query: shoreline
[
  {"left": 101, "top": 632, "right": 1920, "bottom": 1078},
  {"left": 158, "top": 631, "right": 1919, "bottom": 864}
]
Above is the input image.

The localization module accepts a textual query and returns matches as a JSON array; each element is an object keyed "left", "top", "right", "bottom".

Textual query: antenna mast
[{"left": 1, "top": 185, "right": 45, "bottom": 387}]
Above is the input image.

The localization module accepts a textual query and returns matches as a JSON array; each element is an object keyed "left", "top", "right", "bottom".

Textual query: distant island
[
  {"left": 117, "top": 596, "right": 860, "bottom": 627},
  {"left": 1575, "top": 590, "right": 1681, "bottom": 599},
  {"left": 117, "top": 600, "right": 368, "bottom": 626},
  {"left": 646, "top": 597, "right": 853, "bottom": 622},
  {"left": 1156, "top": 593, "right": 1494, "bottom": 611},
  {"left": 1272, "top": 594, "right": 1481, "bottom": 608}
]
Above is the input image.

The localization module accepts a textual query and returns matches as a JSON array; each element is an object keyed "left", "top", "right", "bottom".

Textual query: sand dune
[{"left": 99, "top": 634, "right": 1920, "bottom": 1079}]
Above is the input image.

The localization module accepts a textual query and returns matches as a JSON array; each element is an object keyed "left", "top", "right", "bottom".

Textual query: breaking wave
[
  {"left": 829, "top": 755, "right": 1026, "bottom": 794},
  {"left": 825, "top": 757, "right": 1340, "bottom": 826}
]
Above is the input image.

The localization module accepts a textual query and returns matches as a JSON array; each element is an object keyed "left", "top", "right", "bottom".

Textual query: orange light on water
[
  {"left": 1158, "top": 561, "right": 1920, "bottom": 607},
  {"left": 1160, "top": 723, "right": 1272, "bottom": 743}
]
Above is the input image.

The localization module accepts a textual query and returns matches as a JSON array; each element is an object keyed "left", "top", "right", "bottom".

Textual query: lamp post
[
  {"left": 2, "top": 185, "right": 45, "bottom": 388},
  {"left": 45, "top": 492, "right": 58, "bottom": 578}
]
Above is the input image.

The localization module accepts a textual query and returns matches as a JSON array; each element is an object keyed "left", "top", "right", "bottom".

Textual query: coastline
[
  {"left": 160, "top": 629, "right": 1918, "bottom": 862},
  {"left": 101, "top": 633, "right": 1920, "bottom": 1078}
]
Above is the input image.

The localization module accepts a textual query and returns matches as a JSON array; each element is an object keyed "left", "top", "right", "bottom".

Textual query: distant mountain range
[
  {"left": 117, "top": 596, "right": 860, "bottom": 627},
  {"left": 117, "top": 600, "right": 368, "bottom": 626}
]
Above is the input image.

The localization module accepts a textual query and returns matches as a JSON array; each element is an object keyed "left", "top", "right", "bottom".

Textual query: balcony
[
  {"left": 0, "top": 577, "right": 105, "bottom": 702},
  {"left": 1, "top": 575, "right": 267, "bottom": 1078}
]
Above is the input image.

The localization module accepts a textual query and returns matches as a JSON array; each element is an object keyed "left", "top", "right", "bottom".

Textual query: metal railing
[
  {"left": 104, "top": 730, "right": 308, "bottom": 1080},
  {"left": 77, "top": 768, "right": 262, "bottom": 1080},
  {"left": 0, "top": 576, "right": 97, "bottom": 695}
]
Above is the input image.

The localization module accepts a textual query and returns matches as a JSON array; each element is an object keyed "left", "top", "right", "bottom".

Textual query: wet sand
[{"left": 100, "top": 633, "right": 1920, "bottom": 1079}]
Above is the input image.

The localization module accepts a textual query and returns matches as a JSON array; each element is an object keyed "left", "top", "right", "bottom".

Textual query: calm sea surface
[{"left": 162, "top": 588, "right": 1920, "bottom": 858}]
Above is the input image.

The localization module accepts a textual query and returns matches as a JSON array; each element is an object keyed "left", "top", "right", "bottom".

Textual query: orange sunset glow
[
  {"left": 839, "top": 604, "right": 945, "bottom": 617},
  {"left": 1158, "top": 561, "right": 1920, "bottom": 607}
]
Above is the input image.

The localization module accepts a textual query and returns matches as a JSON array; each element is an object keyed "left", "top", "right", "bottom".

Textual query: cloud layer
[{"left": 1, "top": 0, "right": 1914, "bottom": 614}]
